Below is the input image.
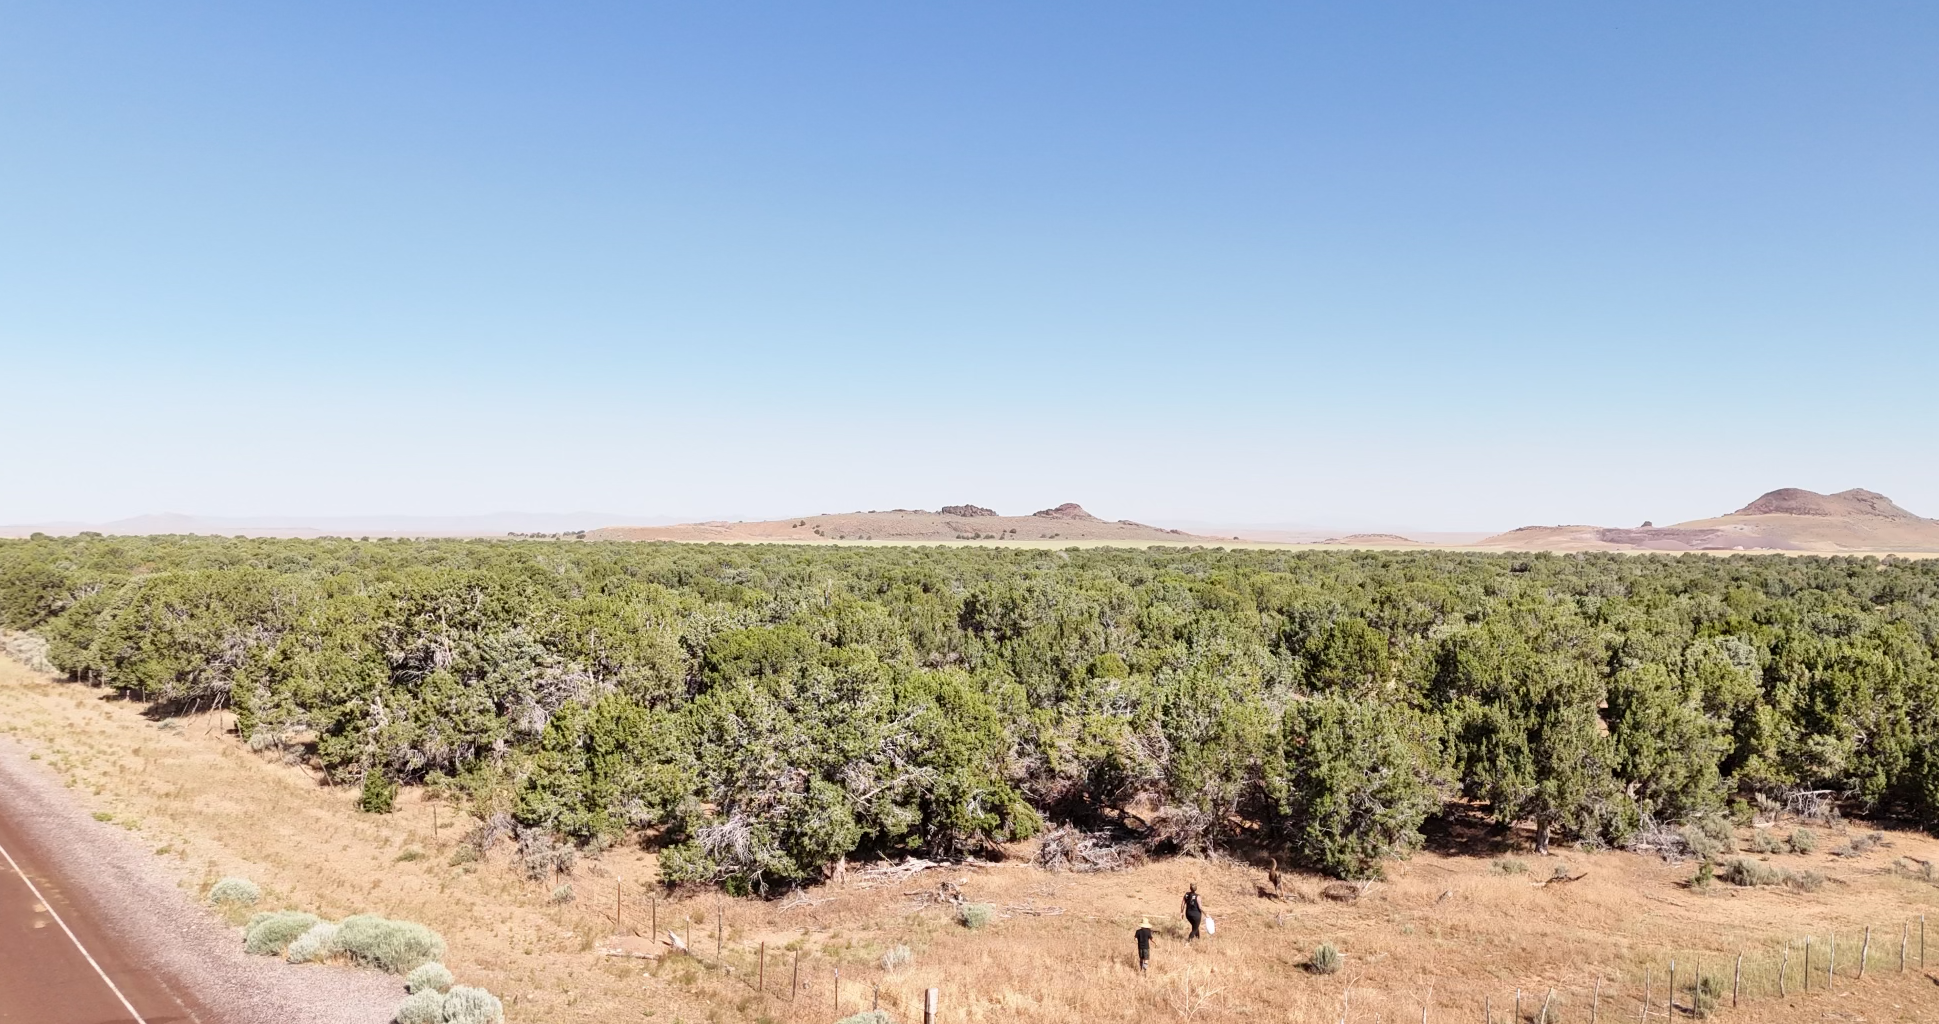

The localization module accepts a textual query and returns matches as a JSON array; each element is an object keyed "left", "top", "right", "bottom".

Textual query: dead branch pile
[
  {"left": 903, "top": 878, "right": 969, "bottom": 910},
  {"left": 1036, "top": 825, "right": 1146, "bottom": 873},
  {"left": 1319, "top": 881, "right": 1372, "bottom": 903},
  {"left": 850, "top": 857, "right": 942, "bottom": 889}
]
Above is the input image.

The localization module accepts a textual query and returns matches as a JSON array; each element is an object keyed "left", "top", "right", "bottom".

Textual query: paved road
[{"left": 0, "top": 808, "right": 212, "bottom": 1024}]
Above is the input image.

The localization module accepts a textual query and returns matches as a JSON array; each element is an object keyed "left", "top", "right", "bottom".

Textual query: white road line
[{"left": 0, "top": 835, "right": 150, "bottom": 1024}]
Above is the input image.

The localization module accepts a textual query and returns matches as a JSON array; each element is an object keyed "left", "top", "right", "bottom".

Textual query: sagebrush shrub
[
  {"left": 406, "top": 962, "right": 455, "bottom": 994},
  {"left": 549, "top": 883, "right": 574, "bottom": 905},
  {"left": 1787, "top": 828, "right": 1817, "bottom": 854},
  {"left": 1719, "top": 858, "right": 1782, "bottom": 887},
  {"left": 1491, "top": 858, "right": 1527, "bottom": 875},
  {"left": 244, "top": 911, "right": 320, "bottom": 956},
  {"left": 1309, "top": 943, "right": 1343, "bottom": 975},
  {"left": 1748, "top": 830, "right": 1783, "bottom": 854},
  {"left": 286, "top": 921, "right": 339, "bottom": 963},
  {"left": 334, "top": 914, "right": 446, "bottom": 974},
  {"left": 957, "top": 903, "right": 994, "bottom": 930},
  {"left": 1784, "top": 869, "right": 1824, "bottom": 893},
  {"left": 881, "top": 944, "right": 912, "bottom": 972},
  {"left": 393, "top": 989, "right": 445, "bottom": 1024},
  {"left": 833, "top": 1013, "right": 893, "bottom": 1024},
  {"left": 207, "top": 877, "right": 261, "bottom": 907},
  {"left": 439, "top": 985, "right": 504, "bottom": 1024}
]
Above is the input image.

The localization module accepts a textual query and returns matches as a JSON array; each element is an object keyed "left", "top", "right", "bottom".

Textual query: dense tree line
[{"left": 3, "top": 534, "right": 1937, "bottom": 889}]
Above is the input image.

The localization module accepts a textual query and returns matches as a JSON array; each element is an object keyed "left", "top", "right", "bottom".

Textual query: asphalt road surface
[{"left": 0, "top": 806, "right": 214, "bottom": 1024}]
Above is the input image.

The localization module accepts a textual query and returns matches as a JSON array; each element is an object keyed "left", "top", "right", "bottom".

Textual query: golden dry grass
[{"left": 4, "top": 656, "right": 1938, "bottom": 1023}]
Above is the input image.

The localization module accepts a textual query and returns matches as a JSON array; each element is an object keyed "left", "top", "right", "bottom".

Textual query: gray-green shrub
[
  {"left": 1784, "top": 869, "right": 1824, "bottom": 892},
  {"left": 548, "top": 883, "right": 574, "bottom": 905},
  {"left": 406, "top": 962, "right": 455, "bottom": 995},
  {"left": 957, "top": 903, "right": 994, "bottom": 930},
  {"left": 881, "top": 943, "right": 912, "bottom": 972},
  {"left": 244, "top": 911, "right": 320, "bottom": 956},
  {"left": 1309, "top": 943, "right": 1343, "bottom": 974},
  {"left": 833, "top": 1013, "right": 893, "bottom": 1024},
  {"left": 1787, "top": 828, "right": 1817, "bottom": 854},
  {"left": 335, "top": 914, "right": 447, "bottom": 974},
  {"left": 394, "top": 989, "right": 445, "bottom": 1024},
  {"left": 439, "top": 985, "right": 504, "bottom": 1024},
  {"left": 286, "top": 921, "right": 339, "bottom": 963},
  {"left": 207, "top": 877, "right": 261, "bottom": 907},
  {"left": 1719, "top": 858, "right": 1782, "bottom": 887},
  {"left": 1748, "top": 830, "right": 1783, "bottom": 854},
  {"left": 1491, "top": 858, "right": 1527, "bottom": 875}
]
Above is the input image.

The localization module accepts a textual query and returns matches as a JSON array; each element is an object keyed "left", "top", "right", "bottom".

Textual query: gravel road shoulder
[{"left": 0, "top": 734, "right": 402, "bottom": 1024}]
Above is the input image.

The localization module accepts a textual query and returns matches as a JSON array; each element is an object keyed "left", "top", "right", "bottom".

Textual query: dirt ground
[{"left": 2, "top": 656, "right": 1936, "bottom": 1024}]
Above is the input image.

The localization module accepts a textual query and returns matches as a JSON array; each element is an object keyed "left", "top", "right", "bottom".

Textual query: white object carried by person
[{"left": 1203, "top": 915, "right": 1215, "bottom": 936}]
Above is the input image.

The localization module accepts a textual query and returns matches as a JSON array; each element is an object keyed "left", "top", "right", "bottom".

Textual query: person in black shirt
[
  {"left": 1182, "top": 884, "right": 1204, "bottom": 940},
  {"left": 1134, "top": 918, "right": 1155, "bottom": 973}
]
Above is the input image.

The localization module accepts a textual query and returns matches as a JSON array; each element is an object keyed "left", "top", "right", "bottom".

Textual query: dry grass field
[{"left": 3, "top": 656, "right": 1937, "bottom": 1023}]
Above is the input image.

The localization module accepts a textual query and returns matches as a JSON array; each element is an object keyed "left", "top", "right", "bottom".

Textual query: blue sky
[{"left": 3, "top": 3, "right": 1935, "bottom": 531}]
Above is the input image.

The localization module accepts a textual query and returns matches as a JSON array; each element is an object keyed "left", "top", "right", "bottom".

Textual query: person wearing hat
[{"left": 1134, "top": 918, "right": 1155, "bottom": 973}]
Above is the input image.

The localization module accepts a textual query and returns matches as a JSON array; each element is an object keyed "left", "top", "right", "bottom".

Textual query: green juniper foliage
[{"left": 6, "top": 537, "right": 1939, "bottom": 889}]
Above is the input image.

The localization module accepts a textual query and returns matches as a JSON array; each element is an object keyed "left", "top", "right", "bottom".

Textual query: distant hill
[
  {"left": 1476, "top": 488, "right": 1939, "bottom": 553},
  {"left": 588, "top": 503, "right": 1215, "bottom": 544}
]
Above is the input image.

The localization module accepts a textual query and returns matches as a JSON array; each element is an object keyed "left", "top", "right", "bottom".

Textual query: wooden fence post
[
  {"left": 1804, "top": 937, "right": 1811, "bottom": 991},
  {"left": 1484, "top": 994, "right": 1491, "bottom": 1024},
  {"left": 1539, "top": 988, "right": 1554, "bottom": 1024},
  {"left": 615, "top": 877, "right": 622, "bottom": 931},
  {"left": 834, "top": 967, "right": 841, "bottom": 1013},
  {"left": 1732, "top": 953, "right": 1741, "bottom": 1008},
  {"left": 1828, "top": 932, "right": 1836, "bottom": 987},
  {"left": 1514, "top": 988, "right": 1521, "bottom": 1024},
  {"left": 1666, "top": 961, "right": 1676, "bottom": 1019},
  {"left": 1591, "top": 977, "right": 1601, "bottom": 1023},
  {"left": 650, "top": 896, "right": 657, "bottom": 940},
  {"left": 758, "top": 942, "right": 766, "bottom": 994},
  {"left": 1901, "top": 923, "right": 1909, "bottom": 973},
  {"left": 924, "top": 987, "right": 939, "bottom": 1024},
  {"left": 1779, "top": 944, "right": 1789, "bottom": 997},
  {"left": 1860, "top": 926, "right": 1870, "bottom": 980},
  {"left": 791, "top": 950, "right": 800, "bottom": 1003},
  {"left": 1922, "top": 915, "right": 1927, "bottom": 970},
  {"left": 1640, "top": 969, "right": 1651, "bottom": 1023}
]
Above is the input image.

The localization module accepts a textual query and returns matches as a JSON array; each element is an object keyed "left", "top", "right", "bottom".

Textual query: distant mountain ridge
[{"left": 1477, "top": 488, "right": 1939, "bottom": 553}]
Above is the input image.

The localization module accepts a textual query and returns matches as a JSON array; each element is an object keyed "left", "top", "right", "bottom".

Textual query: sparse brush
[
  {"left": 833, "top": 1013, "right": 893, "bottom": 1024},
  {"left": 957, "top": 903, "right": 994, "bottom": 930},
  {"left": 244, "top": 911, "right": 320, "bottom": 956},
  {"left": 447, "top": 845, "right": 480, "bottom": 867},
  {"left": 1787, "top": 828, "right": 1817, "bottom": 854},
  {"left": 207, "top": 877, "right": 261, "bottom": 907},
  {"left": 1691, "top": 859, "right": 1715, "bottom": 889},
  {"left": 1491, "top": 858, "right": 1528, "bottom": 875},
  {"left": 881, "top": 944, "right": 912, "bottom": 972},
  {"left": 1309, "top": 943, "right": 1343, "bottom": 975},
  {"left": 405, "top": 962, "right": 455, "bottom": 994},
  {"left": 1695, "top": 975, "right": 1724, "bottom": 1015},
  {"left": 1550, "top": 863, "right": 1574, "bottom": 881},
  {"left": 1847, "top": 832, "right": 1882, "bottom": 854},
  {"left": 393, "top": 989, "right": 445, "bottom": 1024},
  {"left": 334, "top": 914, "right": 447, "bottom": 974},
  {"left": 439, "top": 985, "right": 505, "bottom": 1024},
  {"left": 1719, "top": 858, "right": 1783, "bottom": 887},
  {"left": 286, "top": 921, "right": 339, "bottom": 963},
  {"left": 1748, "top": 830, "right": 1783, "bottom": 854},
  {"left": 549, "top": 883, "right": 575, "bottom": 905},
  {"left": 1783, "top": 869, "right": 1824, "bottom": 893}
]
